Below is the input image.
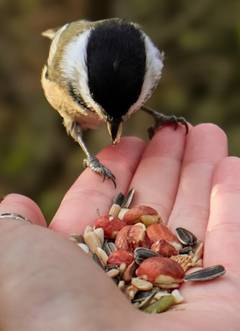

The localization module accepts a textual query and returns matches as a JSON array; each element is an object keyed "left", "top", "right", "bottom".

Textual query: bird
[{"left": 41, "top": 18, "right": 187, "bottom": 187}]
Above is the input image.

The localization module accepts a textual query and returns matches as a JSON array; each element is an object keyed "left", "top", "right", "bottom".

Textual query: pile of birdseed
[{"left": 69, "top": 189, "right": 226, "bottom": 313}]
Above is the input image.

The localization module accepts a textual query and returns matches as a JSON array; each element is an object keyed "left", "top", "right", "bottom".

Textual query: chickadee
[{"left": 41, "top": 18, "right": 187, "bottom": 186}]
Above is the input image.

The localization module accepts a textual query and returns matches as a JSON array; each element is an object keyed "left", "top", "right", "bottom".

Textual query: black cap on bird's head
[
  {"left": 86, "top": 20, "right": 146, "bottom": 143},
  {"left": 61, "top": 18, "right": 163, "bottom": 143}
]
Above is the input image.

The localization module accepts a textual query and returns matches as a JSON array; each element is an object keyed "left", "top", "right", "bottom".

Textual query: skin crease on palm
[{"left": 0, "top": 124, "right": 240, "bottom": 331}]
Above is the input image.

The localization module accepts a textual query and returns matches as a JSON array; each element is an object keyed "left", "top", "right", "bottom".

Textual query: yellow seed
[
  {"left": 131, "top": 277, "right": 153, "bottom": 291},
  {"left": 95, "top": 247, "right": 108, "bottom": 265},
  {"left": 83, "top": 231, "right": 101, "bottom": 254},
  {"left": 109, "top": 204, "right": 121, "bottom": 217},
  {"left": 171, "top": 255, "right": 193, "bottom": 272},
  {"left": 140, "top": 215, "right": 161, "bottom": 226}
]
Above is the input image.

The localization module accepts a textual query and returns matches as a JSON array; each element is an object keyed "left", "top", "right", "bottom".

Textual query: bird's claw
[
  {"left": 83, "top": 156, "right": 116, "bottom": 188},
  {"left": 148, "top": 114, "right": 189, "bottom": 139}
]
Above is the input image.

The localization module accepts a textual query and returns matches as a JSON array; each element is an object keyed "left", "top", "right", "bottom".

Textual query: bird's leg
[
  {"left": 69, "top": 122, "right": 116, "bottom": 187},
  {"left": 142, "top": 106, "right": 188, "bottom": 139}
]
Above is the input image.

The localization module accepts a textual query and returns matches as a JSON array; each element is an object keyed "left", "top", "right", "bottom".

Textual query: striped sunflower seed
[
  {"left": 77, "top": 243, "right": 90, "bottom": 254},
  {"left": 184, "top": 265, "right": 226, "bottom": 282},
  {"left": 133, "top": 289, "right": 159, "bottom": 309},
  {"left": 122, "top": 188, "right": 135, "bottom": 208},
  {"left": 179, "top": 246, "right": 193, "bottom": 254},
  {"left": 102, "top": 240, "right": 117, "bottom": 256},
  {"left": 134, "top": 247, "right": 159, "bottom": 265},
  {"left": 92, "top": 253, "right": 105, "bottom": 270},
  {"left": 95, "top": 247, "right": 108, "bottom": 266},
  {"left": 69, "top": 234, "right": 84, "bottom": 243},
  {"left": 176, "top": 227, "right": 197, "bottom": 246}
]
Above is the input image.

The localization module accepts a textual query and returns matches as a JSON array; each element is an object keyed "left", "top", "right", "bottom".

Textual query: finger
[
  {"left": 129, "top": 126, "right": 187, "bottom": 222},
  {"left": 50, "top": 137, "right": 145, "bottom": 234},
  {"left": 205, "top": 157, "right": 240, "bottom": 273},
  {"left": 0, "top": 194, "right": 46, "bottom": 226},
  {"left": 168, "top": 124, "right": 228, "bottom": 240}
]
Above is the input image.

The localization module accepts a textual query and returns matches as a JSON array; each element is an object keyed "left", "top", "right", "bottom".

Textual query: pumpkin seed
[{"left": 143, "top": 295, "right": 175, "bottom": 313}]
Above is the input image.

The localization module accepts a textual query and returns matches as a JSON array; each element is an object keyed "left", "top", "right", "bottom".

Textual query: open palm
[{"left": 0, "top": 124, "right": 239, "bottom": 331}]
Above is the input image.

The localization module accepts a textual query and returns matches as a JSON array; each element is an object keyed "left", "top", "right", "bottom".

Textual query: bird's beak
[{"left": 107, "top": 119, "right": 123, "bottom": 144}]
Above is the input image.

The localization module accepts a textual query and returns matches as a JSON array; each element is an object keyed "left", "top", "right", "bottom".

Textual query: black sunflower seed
[
  {"left": 122, "top": 188, "right": 135, "bottom": 208},
  {"left": 176, "top": 227, "right": 197, "bottom": 246},
  {"left": 134, "top": 247, "right": 159, "bottom": 264},
  {"left": 103, "top": 240, "right": 117, "bottom": 256},
  {"left": 113, "top": 192, "right": 126, "bottom": 206},
  {"left": 184, "top": 265, "right": 226, "bottom": 282}
]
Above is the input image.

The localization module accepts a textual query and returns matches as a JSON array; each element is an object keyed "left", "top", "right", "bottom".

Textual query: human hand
[{"left": 0, "top": 124, "right": 239, "bottom": 331}]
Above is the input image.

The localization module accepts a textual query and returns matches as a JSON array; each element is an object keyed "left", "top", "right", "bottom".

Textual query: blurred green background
[{"left": 0, "top": 0, "right": 240, "bottom": 221}]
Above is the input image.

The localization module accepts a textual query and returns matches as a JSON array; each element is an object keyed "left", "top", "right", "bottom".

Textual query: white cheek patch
[
  {"left": 48, "top": 24, "right": 69, "bottom": 66},
  {"left": 127, "top": 32, "right": 164, "bottom": 116},
  {"left": 60, "top": 29, "right": 104, "bottom": 119}
]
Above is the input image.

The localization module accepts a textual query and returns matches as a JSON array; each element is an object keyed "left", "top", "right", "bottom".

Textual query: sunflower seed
[
  {"left": 192, "top": 241, "right": 204, "bottom": 263},
  {"left": 122, "top": 188, "right": 135, "bottom": 208},
  {"left": 69, "top": 234, "right": 84, "bottom": 243},
  {"left": 194, "top": 258, "right": 203, "bottom": 267},
  {"left": 133, "top": 289, "right": 157, "bottom": 303},
  {"left": 113, "top": 192, "right": 126, "bottom": 206},
  {"left": 104, "top": 264, "right": 118, "bottom": 271},
  {"left": 77, "top": 243, "right": 90, "bottom": 254},
  {"left": 95, "top": 247, "right": 108, "bottom": 266},
  {"left": 106, "top": 268, "right": 120, "bottom": 278},
  {"left": 123, "top": 261, "right": 138, "bottom": 282},
  {"left": 92, "top": 253, "right": 105, "bottom": 270},
  {"left": 184, "top": 265, "right": 226, "bottom": 282},
  {"left": 93, "top": 228, "right": 104, "bottom": 246},
  {"left": 125, "top": 285, "right": 138, "bottom": 300},
  {"left": 179, "top": 246, "right": 193, "bottom": 254},
  {"left": 134, "top": 247, "right": 159, "bottom": 264},
  {"left": 103, "top": 240, "right": 117, "bottom": 256},
  {"left": 118, "top": 208, "right": 129, "bottom": 220},
  {"left": 109, "top": 192, "right": 125, "bottom": 217},
  {"left": 134, "top": 289, "right": 159, "bottom": 308},
  {"left": 109, "top": 204, "right": 121, "bottom": 217},
  {"left": 176, "top": 227, "right": 197, "bottom": 246}
]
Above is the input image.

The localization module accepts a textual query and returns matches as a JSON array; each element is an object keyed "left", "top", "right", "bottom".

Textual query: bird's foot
[
  {"left": 148, "top": 113, "right": 189, "bottom": 139},
  {"left": 83, "top": 156, "right": 116, "bottom": 188}
]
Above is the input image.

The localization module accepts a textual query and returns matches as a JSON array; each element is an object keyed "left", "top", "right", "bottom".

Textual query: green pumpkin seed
[{"left": 143, "top": 295, "right": 175, "bottom": 313}]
